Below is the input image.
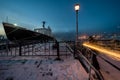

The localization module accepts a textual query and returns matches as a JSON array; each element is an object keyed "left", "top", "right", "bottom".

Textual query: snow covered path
[{"left": 0, "top": 56, "right": 88, "bottom": 80}]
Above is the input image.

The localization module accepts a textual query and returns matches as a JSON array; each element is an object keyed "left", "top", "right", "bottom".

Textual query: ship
[{"left": 2, "top": 22, "right": 56, "bottom": 43}]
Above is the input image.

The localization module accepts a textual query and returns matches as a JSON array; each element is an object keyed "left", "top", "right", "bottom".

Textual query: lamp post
[{"left": 74, "top": 4, "right": 80, "bottom": 45}]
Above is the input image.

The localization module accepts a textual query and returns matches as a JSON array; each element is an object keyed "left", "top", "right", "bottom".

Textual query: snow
[
  {"left": 0, "top": 57, "right": 88, "bottom": 80},
  {"left": 0, "top": 42, "right": 89, "bottom": 80}
]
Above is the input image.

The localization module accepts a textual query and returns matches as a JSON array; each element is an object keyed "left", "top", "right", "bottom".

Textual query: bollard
[
  {"left": 19, "top": 43, "right": 22, "bottom": 56},
  {"left": 55, "top": 41, "right": 61, "bottom": 60}
]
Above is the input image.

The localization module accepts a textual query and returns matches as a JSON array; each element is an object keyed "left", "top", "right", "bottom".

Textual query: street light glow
[{"left": 75, "top": 4, "right": 80, "bottom": 11}]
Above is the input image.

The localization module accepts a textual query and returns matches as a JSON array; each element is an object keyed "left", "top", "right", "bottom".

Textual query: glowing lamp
[{"left": 75, "top": 4, "right": 80, "bottom": 11}]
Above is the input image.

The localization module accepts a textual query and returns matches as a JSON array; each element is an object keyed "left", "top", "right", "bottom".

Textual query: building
[{"left": 34, "top": 21, "right": 53, "bottom": 37}]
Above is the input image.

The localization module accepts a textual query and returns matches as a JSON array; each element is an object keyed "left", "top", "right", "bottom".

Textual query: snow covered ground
[
  {"left": 0, "top": 56, "right": 88, "bottom": 80},
  {"left": 0, "top": 42, "right": 89, "bottom": 80}
]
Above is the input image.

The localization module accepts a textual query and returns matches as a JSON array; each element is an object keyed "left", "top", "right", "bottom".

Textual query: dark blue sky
[{"left": 0, "top": 0, "right": 120, "bottom": 34}]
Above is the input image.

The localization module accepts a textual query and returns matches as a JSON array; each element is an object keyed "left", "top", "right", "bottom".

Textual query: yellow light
[
  {"left": 75, "top": 4, "right": 80, "bottom": 11},
  {"left": 83, "top": 42, "right": 120, "bottom": 61}
]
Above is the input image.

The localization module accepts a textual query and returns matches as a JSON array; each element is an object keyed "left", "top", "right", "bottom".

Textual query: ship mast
[
  {"left": 42, "top": 21, "right": 46, "bottom": 28},
  {"left": 6, "top": 16, "right": 8, "bottom": 23}
]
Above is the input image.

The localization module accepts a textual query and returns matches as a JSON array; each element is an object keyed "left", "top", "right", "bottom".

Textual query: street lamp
[{"left": 75, "top": 4, "right": 80, "bottom": 45}]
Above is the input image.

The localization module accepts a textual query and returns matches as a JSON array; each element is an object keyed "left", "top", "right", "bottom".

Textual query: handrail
[
  {"left": 77, "top": 50, "right": 104, "bottom": 80},
  {"left": 67, "top": 44, "right": 104, "bottom": 80}
]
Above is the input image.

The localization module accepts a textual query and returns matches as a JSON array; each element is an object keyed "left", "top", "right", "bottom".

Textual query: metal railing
[
  {"left": 0, "top": 41, "right": 72, "bottom": 59},
  {"left": 0, "top": 40, "right": 104, "bottom": 80},
  {"left": 66, "top": 42, "right": 104, "bottom": 80}
]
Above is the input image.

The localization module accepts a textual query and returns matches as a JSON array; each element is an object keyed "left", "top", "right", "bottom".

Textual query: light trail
[{"left": 83, "top": 42, "right": 120, "bottom": 61}]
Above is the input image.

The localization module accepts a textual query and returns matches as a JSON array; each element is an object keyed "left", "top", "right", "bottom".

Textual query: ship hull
[{"left": 2, "top": 22, "right": 55, "bottom": 43}]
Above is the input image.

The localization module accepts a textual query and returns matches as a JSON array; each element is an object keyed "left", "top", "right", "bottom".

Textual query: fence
[
  {"left": 0, "top": 40, "right": 104, "bottom": 80},
  {"left": 67, "top": 42, "right": 104, "bottom": 80},
  {"left": 0, "top": 41, "right": 72, "bottom": 58}
]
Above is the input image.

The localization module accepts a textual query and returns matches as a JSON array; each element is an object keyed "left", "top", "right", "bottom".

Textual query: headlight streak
[{"left": 83, "top": 42, "right": 120, "bottom": 61}]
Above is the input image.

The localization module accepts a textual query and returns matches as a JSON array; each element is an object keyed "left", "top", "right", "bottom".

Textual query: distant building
[
  {"left": 78, "top": 34, "right": 88, "bottom": 40},
  {"left": 34, "top": 21, "right": 53, "bottom": 37}
]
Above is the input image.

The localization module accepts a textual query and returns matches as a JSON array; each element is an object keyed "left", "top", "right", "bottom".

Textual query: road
[
  {"left": 83, "top": 42, "right": 120, "bottom": 61},
  {"left": 83, "top": 42, "right": 120, "bottom": 80}
]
